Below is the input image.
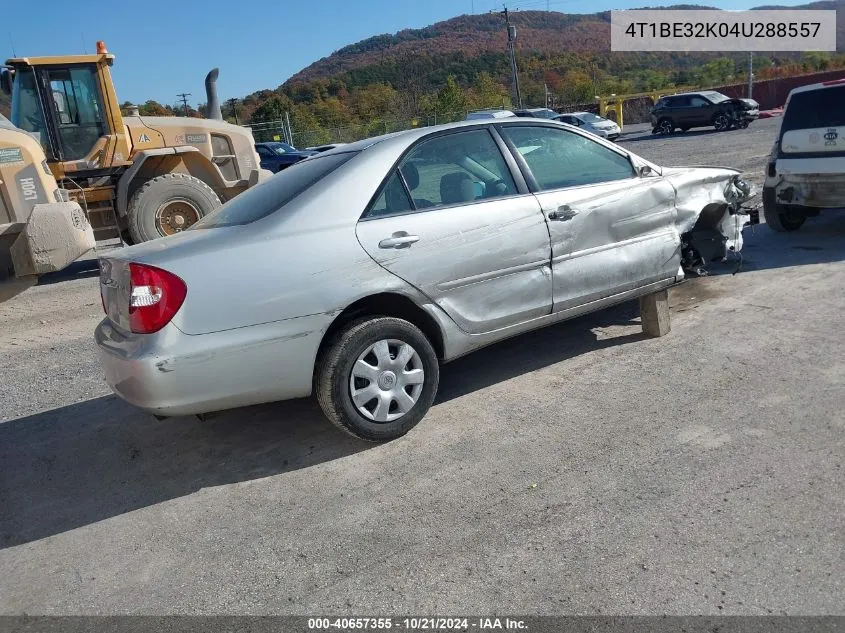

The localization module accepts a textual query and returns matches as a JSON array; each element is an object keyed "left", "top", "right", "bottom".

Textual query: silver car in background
[
  {"left": 96, "top": 119, "right": 754, "bottom": 441},
  {"left": 555, "top": 112, "right": 622, "bottom": 140}
]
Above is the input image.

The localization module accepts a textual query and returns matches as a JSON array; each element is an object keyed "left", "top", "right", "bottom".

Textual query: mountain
[{"left": 286, "top": 1, "right": 844, "bottom": 88}]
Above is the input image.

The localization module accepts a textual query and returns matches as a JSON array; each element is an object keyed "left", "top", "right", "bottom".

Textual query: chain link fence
[{"left": 245, "top": 108, "right": 506, "bottom": 149}]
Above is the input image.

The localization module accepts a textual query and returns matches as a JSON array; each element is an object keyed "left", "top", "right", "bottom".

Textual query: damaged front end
[{"left": 663, "top": 168, "right": 759, "bottom": 276}]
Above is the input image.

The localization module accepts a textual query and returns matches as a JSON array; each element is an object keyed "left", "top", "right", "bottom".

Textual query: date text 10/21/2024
[{"left": 308, "top": 617, "right": 528, "bottom": 630}]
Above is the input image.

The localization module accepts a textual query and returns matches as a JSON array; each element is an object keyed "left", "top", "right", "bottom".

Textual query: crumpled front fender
[{"left": 661, "top": 166, "right": 756, "bottom": 272}]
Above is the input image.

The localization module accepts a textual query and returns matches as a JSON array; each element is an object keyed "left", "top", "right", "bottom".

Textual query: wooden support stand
[{"left": 639, "top": 289, "right": 671, "bottom": 338}]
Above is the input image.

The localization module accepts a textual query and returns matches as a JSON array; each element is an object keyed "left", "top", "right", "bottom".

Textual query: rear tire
[
  {"left": 315, "top": 317, "right": 440, "bottom": 442},
  {"left": 763, "top": 187, "right": 806, "bottom": 232},
  {"left": 126, "top": 173, "right": 221, "bottom": 243}
]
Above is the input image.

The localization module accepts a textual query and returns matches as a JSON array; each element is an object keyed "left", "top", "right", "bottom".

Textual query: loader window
[
  {"left": 46, "top": 66, "right": 106, "bottom": 161},
  {"left": 10, "top": 69, "right": 48, "bottom": 149}
]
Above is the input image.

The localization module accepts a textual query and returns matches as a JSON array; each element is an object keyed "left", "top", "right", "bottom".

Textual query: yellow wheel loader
[{"left": 0, "top": 41, "right": 268, "bottom": 301}]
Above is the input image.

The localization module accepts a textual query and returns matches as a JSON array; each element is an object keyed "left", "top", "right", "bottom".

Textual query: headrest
[{"left": 440, "top": 172, "right": 475, "bottom": 205}]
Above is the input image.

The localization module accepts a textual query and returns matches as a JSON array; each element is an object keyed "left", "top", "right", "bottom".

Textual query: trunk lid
[{"left": 98, "top": 225, "right": 244, "bottom": 333}]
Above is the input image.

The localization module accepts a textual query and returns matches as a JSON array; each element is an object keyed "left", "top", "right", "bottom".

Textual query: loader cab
[{"left": 3, "top": 46, "right": 131, "bottom": 176}]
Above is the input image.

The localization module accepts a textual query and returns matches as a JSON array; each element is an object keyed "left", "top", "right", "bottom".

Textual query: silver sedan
[{"left": 96, "top": 119, "right": 754, "bottom": 441}]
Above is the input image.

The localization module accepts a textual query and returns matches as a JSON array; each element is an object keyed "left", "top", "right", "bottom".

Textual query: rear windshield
[
  {"left": 701, "top": 91, "right": 729, "bottom": 103},
  {"left": 192, "top": 152, "right": 355, "bottom": 228},
  {"left": 782, "top": 85, "right": 845, "bottom": 132}
]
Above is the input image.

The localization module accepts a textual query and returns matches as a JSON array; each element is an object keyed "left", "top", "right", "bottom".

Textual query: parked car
[
  {"left": 554, "top": 111, "right": 621, "bottom": 140},
  {"left": 650, "top": 91, "right": 759, "bottom": 134},
  {"left": 466, "top": 109, "right": 515, "bottom": 120},
  {"left": 306, "top": 143, "right": 348, "bottom": 153},
  {"left": 762, "top": 78, "right": 845, "bottom": 232},
  {"left": 513, "top": 107, "right": 560, "bottom": 119},
  {"left": 96, "top": 119, "right": 755, "bottom": 442},
  {"left": 255, "top": 142, "right": 316, "bottom": 173}
]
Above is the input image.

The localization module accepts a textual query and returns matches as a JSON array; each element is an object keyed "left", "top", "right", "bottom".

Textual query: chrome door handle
[
  {"left": 378, "top": 234, "right": 420, "bottom": 249},
  {"left": 548, "top": 205, "right": 578, "bottom": 221}
]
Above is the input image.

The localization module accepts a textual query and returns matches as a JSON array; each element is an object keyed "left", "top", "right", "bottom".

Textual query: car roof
[
  {"left": 316, "top": 118, "right": 614, "bottom": 159},
  {"left": 787, "top": 78, "right": 845, "bottom": 98}
]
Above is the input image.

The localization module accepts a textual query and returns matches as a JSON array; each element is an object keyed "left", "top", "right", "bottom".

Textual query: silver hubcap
[
  {"left": 715, "top": 116, "right": 728, "bottom": 130},
  {"left": 349, "top": 339, "right": 425, "bottom": 423},
  {"left": 659, "top": 121, "right": 672, "bottom": 134}
]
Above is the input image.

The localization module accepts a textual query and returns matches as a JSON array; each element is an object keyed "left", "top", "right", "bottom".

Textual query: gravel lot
[{"left": 1, "top": 116, "right": 843, "bottom": 615}]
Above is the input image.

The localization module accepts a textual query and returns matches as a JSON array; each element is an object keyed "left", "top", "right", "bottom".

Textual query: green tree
[
  {"left": 470, "top": 72, "right": 510, "bottom": 109},
  {"left": 432, "top": 75, "right": 469, "bottom": 121},
  {"left": 250, "top": 96, "right": 290, "bottom": 123}
]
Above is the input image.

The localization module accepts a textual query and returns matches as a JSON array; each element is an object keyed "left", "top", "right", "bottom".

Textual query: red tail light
[{"left": 128, "top": 263, "right": 187, "bottom": 334}]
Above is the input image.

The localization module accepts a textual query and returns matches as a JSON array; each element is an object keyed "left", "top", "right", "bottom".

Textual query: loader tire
[{"left": 127, "top": 173, "right": 221, "bottom": 243}]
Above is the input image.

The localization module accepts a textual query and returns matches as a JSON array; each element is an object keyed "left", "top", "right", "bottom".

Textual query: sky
[{"left": 3, "top": 0, "right": 810, "bottom": 107}]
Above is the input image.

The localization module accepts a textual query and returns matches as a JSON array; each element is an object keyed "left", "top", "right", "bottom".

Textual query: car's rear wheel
[
  {"left": 654, "top": 118, "right": 674, "bottom": 135},
  {"left": 713, "top": 113, "right": 731, "bottom": 131},
  {"left": 315, "top": 317, "right": 439, "bottom": 442},
  {"left": 762, "top": 186, "right": 806, "bottom": 232}
]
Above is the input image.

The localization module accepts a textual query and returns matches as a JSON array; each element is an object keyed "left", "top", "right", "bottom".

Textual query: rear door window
[
  {"left": 782, "top": 85, "right": 845, "bottom": 131},
  {"left": 363, "top": 129, "right": 518, "bottom": 218},
  {"left": 193, "top": 152, "right": 355, "bottom": 228}
]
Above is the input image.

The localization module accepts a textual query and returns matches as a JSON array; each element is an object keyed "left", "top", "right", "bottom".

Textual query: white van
[
  {"left": 763, "top": 79, "right": 845, "bottom": 231},
  {"left": 465, "top": 109, "right": 516, "bottom": 121}
]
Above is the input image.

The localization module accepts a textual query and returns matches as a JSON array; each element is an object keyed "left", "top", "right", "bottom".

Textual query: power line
[{"left": 177, "top": 92, "right": 192, "bottom": 117}]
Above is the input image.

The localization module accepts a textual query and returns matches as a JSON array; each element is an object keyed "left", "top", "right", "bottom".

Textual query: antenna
[{"left": 7, "top": 32, "right": 16, "bottom": 57}]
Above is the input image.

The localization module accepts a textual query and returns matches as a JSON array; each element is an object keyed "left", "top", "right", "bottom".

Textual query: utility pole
[
  {"left": 177, "top": 92, "right": 192, "bottom": 117},
  {"left": 227, "top": 98, "right": 239, "bottom": 124},
  {"left": 498, "top": 6, "right": 523, "bottom": 109},
  {"left": 747, "top": 52, "right": 754, "bottom": 99},
  {"left": 544, "top": 83, "right": 550, "bottom": 108}
]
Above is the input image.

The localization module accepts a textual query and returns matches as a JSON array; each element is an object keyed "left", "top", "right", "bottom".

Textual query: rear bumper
[
  {"left": 767, "top": 170, "right": 845, "bottom": 208},
  {"left": 95, "top": 314, "right": 334, "bottom": 416}
]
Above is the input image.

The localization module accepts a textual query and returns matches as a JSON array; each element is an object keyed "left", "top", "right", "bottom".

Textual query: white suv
[{"left": 763, "top": 79, "right": 845, "bottom": 231}]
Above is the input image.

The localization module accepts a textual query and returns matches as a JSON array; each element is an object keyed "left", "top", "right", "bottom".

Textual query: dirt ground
[{"left": 1, "top": 116, "right": 842, "bottom": 615}]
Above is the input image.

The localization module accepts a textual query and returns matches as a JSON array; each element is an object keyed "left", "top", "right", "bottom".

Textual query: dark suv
[{"left": 650, "top": 91, "right": 759, "bottom": 135}]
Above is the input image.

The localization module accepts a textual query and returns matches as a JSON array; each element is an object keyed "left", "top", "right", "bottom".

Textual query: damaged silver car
[{"left": 96, "top": 119, "right": 754, "bottom": 441}]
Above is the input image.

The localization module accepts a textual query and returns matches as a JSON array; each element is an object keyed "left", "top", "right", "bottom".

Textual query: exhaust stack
[{"left": 205, "top": 68, "right": 222, "bottom": 121}]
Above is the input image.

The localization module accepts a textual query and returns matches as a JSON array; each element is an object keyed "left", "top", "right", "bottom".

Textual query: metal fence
[{"left": 244, "top": 102, "right": 598, "bottom": 149}]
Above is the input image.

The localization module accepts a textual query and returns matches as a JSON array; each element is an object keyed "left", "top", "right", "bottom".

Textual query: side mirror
[
  {"left": 638, "top": 164, "right": 654, "bottom": 178},
  {"left": 0, "top": 68, "right": 13, "bottom": 96}
]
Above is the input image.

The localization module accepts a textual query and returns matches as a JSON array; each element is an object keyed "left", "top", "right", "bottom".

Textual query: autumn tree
[{"left": 138, "top": 101, "right": 172, "bottom": 116}]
